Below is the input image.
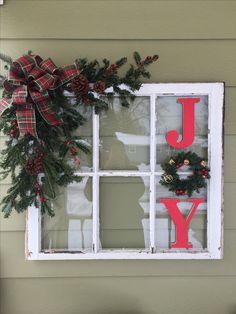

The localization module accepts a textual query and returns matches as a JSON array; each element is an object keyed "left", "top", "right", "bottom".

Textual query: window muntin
[{"left": 27, "top": 83, "right": 224, "bottom": 260}]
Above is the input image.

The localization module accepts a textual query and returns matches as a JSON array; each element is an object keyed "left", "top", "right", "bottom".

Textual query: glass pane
[
  {"left": 156, "top": 176, "right": 207, "bottom": 250},
  {"left": 72, "top": 105, "right": 93, "bottom": 172},
  {"left": 41, "top": 177, "right": 93, "bottom": 252},
  {"left": 99, "top": 97, "right": 150, "bottom": 171},
  {"left": 156, "top": 95, "right": 208, "bottom": 169},
  {"left": 99, "top": 176, "right": 150, "bottom": 249}
]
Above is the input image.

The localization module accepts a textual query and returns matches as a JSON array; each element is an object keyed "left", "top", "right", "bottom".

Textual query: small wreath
[{"left": 160, "top": 151, "right": 210, "bottom": 196}]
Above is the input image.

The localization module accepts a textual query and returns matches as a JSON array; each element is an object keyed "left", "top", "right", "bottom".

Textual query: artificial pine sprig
[
  {"left": 0, "top": 52, "right": 13, "bottom": 65},
  {"left": 0, "top": 51, "right": 158, "bottom": 217},
  {"left": 70, "top": 51, "right": 159, "bottom": 110}
]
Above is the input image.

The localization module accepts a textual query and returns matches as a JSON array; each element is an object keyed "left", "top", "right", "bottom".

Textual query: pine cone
[
  {"left": 70, "top": 75, "right": 89, "bottom": 97},
  {"left": 26, "top": 158, "right": 44, "bottom": 176},
  {"left": 93, "top": 80, "right": 106, "bottom": 94}
]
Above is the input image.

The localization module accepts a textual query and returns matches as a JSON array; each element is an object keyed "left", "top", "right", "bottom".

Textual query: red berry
[
  {"left": 201, "top": 169, "right": 208, "bottom": 176},
  {"left": 176, "top": 163, "right": 183, "bottom": 169},
  {"left": 84, "top": 98, "right": 92, "bottom": 105},
  {"left": 75, "top": 159, "right": 81, "bottom": 167}
]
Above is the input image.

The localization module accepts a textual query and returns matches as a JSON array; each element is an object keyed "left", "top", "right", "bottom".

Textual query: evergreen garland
[{"left": 0, "top": 51, "right": 158, "bottom": 217}]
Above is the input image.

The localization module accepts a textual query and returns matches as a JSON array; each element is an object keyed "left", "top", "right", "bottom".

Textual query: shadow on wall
[
  {"left": 0, "top": 278, "right": 151, "bottom": 314},
  {"left": 83, "top": 295, "right": 145, "bottom": 314},
  {"left": 74, "top": 280, "right": 147, "bottom": 314},
  {"left": 107, "top": 312, "right": 144, "bottom": 314}
]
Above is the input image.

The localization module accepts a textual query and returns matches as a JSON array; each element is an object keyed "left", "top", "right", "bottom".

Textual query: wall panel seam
[
  {"left": 2, "top": 38, "right": 236, "bottom": 41},
  {"left": 2, "top": 275, "right": 236, "bottom": 280}
]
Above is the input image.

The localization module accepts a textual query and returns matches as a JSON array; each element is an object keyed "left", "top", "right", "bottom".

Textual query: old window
[{"left": 26, "top": 83, "right": 224, "bottom": 260}]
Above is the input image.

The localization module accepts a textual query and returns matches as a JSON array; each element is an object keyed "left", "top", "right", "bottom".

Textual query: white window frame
[
  {"left": 26, "top": 83, "right": 224, "bottom": 260},
  {"left": 0, "top": 0, "right": 4, "bottom": 5}
]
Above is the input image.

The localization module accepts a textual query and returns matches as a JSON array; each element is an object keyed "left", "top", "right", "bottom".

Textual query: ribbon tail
[
  {"left": 16, "top": 105, "right": 37, "bottom": 138},
  {"left": 30, "top": 90, "right": 62, "bottom": 126},
  {"left": 0, "top": 98, "right": 13, "bottom": 116},
  {"left": 36, "top": 100, "right": 62, "bottom": 126}
]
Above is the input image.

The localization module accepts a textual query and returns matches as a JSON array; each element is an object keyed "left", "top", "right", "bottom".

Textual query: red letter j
[{"left": 166, "top": 98, "right": 200, "bottom": 148}]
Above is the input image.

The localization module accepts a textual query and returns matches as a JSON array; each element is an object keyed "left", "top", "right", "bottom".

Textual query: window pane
[
  {"left": 156, "top": 177, "right": 207, "bottom": 250},
  {"left": 156, "top": 95, "right": 208, "bottom": 169},
  {"left": 72, "top": 106, "right": 93, "bottom": 172},
  {"left": 99, "top": 176, "right": 150, "bottom": 249},
  {"left": 99, "top": 97, "right": 150, "bottom": 171},
  {"left": 41, "top": 177, "right": 93, "bottom": 252}
]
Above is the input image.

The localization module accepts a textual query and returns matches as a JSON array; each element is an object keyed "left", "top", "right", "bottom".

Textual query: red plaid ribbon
[{"left": 0, "top": 54, "right": 80, "bottom": 137}]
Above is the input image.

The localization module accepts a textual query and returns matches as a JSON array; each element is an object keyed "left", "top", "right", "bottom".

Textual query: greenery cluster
[{"left": 0, "top": 51, "right": 158, "bottom": 217}]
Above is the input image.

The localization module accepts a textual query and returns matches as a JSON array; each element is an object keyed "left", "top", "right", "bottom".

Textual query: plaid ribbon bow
[{"left": 0, "top": 54, "right": 80, "bottom": 137}]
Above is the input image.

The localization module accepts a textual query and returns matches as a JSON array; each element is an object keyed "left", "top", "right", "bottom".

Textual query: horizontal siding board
[
  {"left": 1, "top": 277, "right": 236, "bottom": 314},
  {"left": 224, "top": 135, "right": 236, "bottom": 182},
  {"left": 1, "top": 39, "right": 236, "bottom": 86},
  {"left": 2, "top": 230, "right": 236, "bottom": 278},
  {"left": 0, "top": 208, "right": 25, "bottom": 231},
  {"left": 225, "top": 87, "right": 236, "bottom": 134},
  {"left": 1, "top": 1, "right": 236, "bottom": 40},
  {"left": 5, "top": 0, "right": 234, "bottom": 1}
]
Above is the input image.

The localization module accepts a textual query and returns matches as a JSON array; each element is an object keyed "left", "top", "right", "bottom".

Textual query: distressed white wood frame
[{"left": 26, "top": 83, "right": 224, "bottom": 260}]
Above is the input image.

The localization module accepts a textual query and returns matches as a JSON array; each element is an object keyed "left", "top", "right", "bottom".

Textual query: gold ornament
[
  {"left": 183, "top": 159, "right": 190, "bottom": 166},
  {"left": 168, "top": 159, "right": 175, "bottom": 165},
  {"left": 161, "top": 173, "right": 174, "bottom": 183},
  {"left": 201, "top": 160, "right": 206, "bottom": 167}
]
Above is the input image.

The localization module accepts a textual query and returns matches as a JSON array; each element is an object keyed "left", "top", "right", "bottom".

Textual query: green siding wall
[{"left": 0, "top": 1, "right": 235, "bottom": 313}]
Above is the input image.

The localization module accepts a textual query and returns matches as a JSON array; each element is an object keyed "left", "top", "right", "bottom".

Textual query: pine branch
[
  {"left": 0, "top": 52, "right": 13, "bottom": 65},
  {"left": 0, "top": 51, "right": 159, "bottom": 217}
]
